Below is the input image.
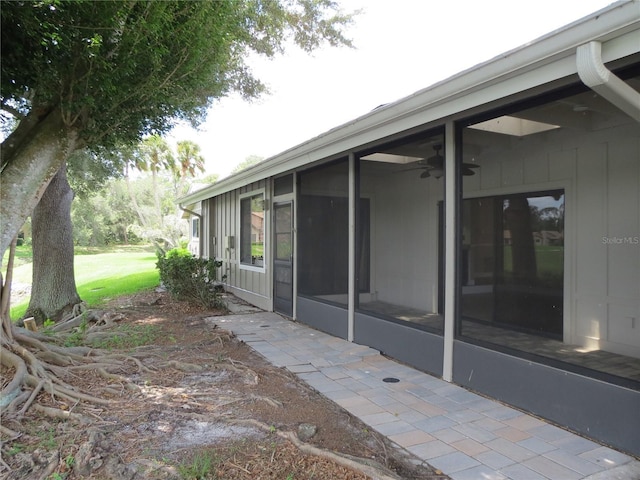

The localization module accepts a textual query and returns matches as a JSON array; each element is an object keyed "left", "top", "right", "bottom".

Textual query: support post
[
  {"left": 348, "top": 153, "right": 356, "bottom": 342},
  {"left": 443, "top": 122, "right": 457, "bottom": 382}
]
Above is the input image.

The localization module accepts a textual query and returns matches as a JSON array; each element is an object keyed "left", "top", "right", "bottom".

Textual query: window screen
[{"left": 240, "top": 193, "right": 264, "bottom": 267}]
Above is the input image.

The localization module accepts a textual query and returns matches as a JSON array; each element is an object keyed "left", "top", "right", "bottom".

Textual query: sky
[{"left": 167, "top": 0, "right": 619, "bottom": 178}]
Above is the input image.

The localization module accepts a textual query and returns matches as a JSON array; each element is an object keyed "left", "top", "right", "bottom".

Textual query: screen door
[{"left": 273, "top": 202, "right": 293, "bottom": 316}]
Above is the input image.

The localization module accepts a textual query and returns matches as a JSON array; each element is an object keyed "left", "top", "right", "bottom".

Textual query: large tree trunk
[
  {"left": 0, "top": 106, "right": 79, "bottom": 261},
  {"left": 0, "top": 108, "right": 80, "bottom": 258},
  {"left": 24, "top": 162, "right": 82, "bottom": 324}
]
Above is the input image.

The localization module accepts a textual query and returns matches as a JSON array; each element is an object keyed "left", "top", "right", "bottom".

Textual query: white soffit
[{"left": 468, "top": 116, "right": 561, "bottom": 136}]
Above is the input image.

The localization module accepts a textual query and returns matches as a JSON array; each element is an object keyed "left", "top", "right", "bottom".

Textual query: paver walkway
[{"left": 213, "top": 306, "right": 640, "bottom": 480}]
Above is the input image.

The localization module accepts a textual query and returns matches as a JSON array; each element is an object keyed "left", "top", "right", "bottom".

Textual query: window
[
  {"left": 460, "top": 190, "right": 565, "bottom": 339},
  {"left": 240, "top": 193, "right": 265, "bottom": 267},
  {"left": 274, "top": 174, "right": 294, "bottom": 196},
  {"left": 191, "top": 217, "right": 200, "bottom": 239}
]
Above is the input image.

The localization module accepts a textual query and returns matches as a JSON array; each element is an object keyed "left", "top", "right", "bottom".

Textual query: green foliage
[
  {"left": 67, "top": 148, "right": 124, "bottom": 199},
  {"left": 5, "top": 443, "right": 26, "bottom": 456},
  {"left": 91, "top": 323, "right": 159, "bottom": 350},
  {"left": 1, "top": 243, "right": 32, "bottom": 268},
  {"left": 71, "top": 183, "right": 142, "bottom": 247},
  {"left": 177, "top": 449, "right": 220, "bottom": 480},
  {"left": 1, "top": 0, "right": 354, "bottom": 149},
  {"left": 156, "top": 248, "right": 226, "bottom": 309},
  {"left": 63, "top": 315, "right": 88, "bottom": 347},
  {"left": 231, "top": 155, "right": 264, "bottom": 174},
  {"left": 42, "top": 319, "right": 56, "bottom": 336},
  {"left": 37, "top": 427, "right": 58, "bottom": 450},
  {"left": 176, "top": 140, "right": 205, "bottom": 179},
  {"left": 198, "top": 172, "right": 220, "bottom": 185},
  {"left": 1, "top": 0, "right": 355, "bottom": 259}
]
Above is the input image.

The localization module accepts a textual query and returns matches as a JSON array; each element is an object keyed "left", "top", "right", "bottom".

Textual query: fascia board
[{"left": 179, "top": 1, "right": 639, "bottom": 205}]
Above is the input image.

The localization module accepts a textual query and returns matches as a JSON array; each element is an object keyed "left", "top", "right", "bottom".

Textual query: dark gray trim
[
  {"left": 355, "top": 312, "right": 444, "bottom": 377},
  {"left": 453, "top": 341, "right": 640, "bottom": 457},
  {"left": 296, "top": 296, "right": 348, "bottom": 339}
]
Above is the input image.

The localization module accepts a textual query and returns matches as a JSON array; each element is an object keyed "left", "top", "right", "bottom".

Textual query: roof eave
[{"left": 179, "top": 1, "right": 639, "bottom": 205}]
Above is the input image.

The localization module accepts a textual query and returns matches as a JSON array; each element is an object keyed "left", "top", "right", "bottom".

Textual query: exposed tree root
[
  {"left": 18, "top": 380, "right": 45, "bottom": 416},
  {"left": 230, "top": 418, "right": 403, "bottom": 480},
  {"left": 1, "top": 286, "right": 170, "bottom": 407},
  {"left": 0, "top": 424, "right": 20, "bottom": 439},
  {"left": 32, "top": 404, "right": 85, "bottom": 422},
  {"left": 161, "top": 360, "right": 203, "bottom": 372},
  {"left": 50, "top": 308, "right": 122, "bottom": 333},
  {"left": 0, "top": 310, "right": 140, "bottom": 424},
  {"left": 0, "top": 304, "right": 149, "bottom": 479},
  {"left": 217, "top": 358, "right": 260, "bottom": 384},
  {"left": 250, "top": 394, "right": 283, "bottom": 408}
]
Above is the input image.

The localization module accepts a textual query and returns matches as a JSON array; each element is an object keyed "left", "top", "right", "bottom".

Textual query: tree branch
[
  {"left": 0, "top": 106, "right": 54, "bottom": 170},
  {"left": 0, "top": 103, "right": 25, "bottom": 120}
]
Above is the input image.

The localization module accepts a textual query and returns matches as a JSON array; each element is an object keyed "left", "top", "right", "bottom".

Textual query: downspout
[
  {"left": 178, "top": 204, "right": 203, "bottom": 257},
  {"left": 576, "top": 41, "right": 640, "bottom": 122}
]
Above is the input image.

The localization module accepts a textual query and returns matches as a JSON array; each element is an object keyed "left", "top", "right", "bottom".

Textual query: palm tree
[
  {"left": 175, "top": 140, "right": 205, "bottom": 197},
  {"left": 140, "top": 136, "right": 175, "bottom": 230}
]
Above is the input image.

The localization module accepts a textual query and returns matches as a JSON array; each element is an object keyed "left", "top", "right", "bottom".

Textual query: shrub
[{"left": 156, "top": 248, "right": 226, "bottom": 309}]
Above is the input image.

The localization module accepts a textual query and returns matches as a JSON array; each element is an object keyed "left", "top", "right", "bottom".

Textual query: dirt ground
[{"left": 1, "top": 290, "right": 450, "bottom": 479}]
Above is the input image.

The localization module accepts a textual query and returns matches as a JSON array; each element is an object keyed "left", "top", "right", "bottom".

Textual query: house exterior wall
[
  {"left": 574, "top": 125, "right": 639, "bottom": 358},
  {"left": 181, "top": 3, "right": 640, "bottom": 455},
  {"left": 192, "top": 94, "right": 639, "bottom": 455},
  {"left": 203, "top": 198, "right": 214, "bottom": 259},
  {"left": 209, "top": 180, "right": 272, "bottom": 310}
]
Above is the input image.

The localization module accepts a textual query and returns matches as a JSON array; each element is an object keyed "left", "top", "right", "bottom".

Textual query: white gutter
[
  {"left": 577, "top": 40, "right": 640, "bottom": 122},
  {"left": 178, "top": 204, "right": 201, "bottom": 220}
]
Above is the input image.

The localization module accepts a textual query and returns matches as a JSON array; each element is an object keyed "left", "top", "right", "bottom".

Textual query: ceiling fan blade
[{"left": 420, "top": 169, "right": 431, "bottom": 178}]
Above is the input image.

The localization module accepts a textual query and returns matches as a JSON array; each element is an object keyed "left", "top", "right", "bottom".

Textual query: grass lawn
[
  {"left": 8, "top": 245, "right": 160, "bottom": 320},
  {"left": 251, "top": 242, "right": 264, "bottom": 258}
]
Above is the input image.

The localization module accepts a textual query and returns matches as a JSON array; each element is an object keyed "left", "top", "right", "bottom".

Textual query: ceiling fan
[{"left": 412, "top": 145, "right": 480, "bottom": 179}]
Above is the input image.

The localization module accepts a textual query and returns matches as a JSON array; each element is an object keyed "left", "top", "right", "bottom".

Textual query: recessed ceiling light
[
  {"left": 360, "top": 153, "right": 424, "bottom": 164},
  {"left": 469, "top": 116, "right": 560, "bottom": 137}
]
